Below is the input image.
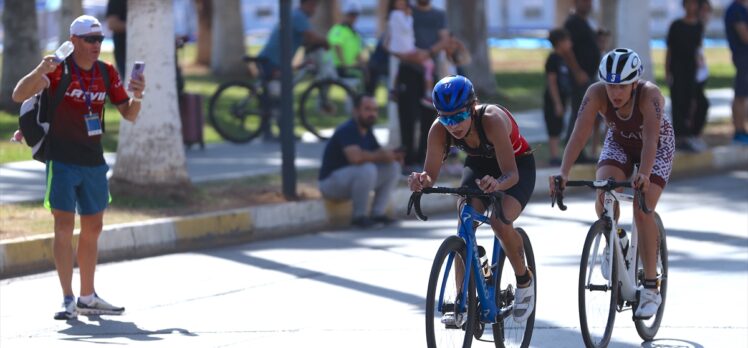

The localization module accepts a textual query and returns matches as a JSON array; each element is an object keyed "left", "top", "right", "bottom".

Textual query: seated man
[{"left": 318, "top": 95, "right": 403, "bottom": 228}]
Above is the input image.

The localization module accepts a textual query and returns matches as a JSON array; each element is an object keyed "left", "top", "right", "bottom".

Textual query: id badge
[{"left": 84, "top": 113, "right": 102, "bottom": 136}]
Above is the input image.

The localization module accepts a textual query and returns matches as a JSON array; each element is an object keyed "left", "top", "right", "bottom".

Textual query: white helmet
[{"left": 598, "top": 48, "right": 643, "bottom": 85}]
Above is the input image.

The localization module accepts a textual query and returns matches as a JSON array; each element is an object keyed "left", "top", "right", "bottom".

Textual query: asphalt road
[{"left": 1, "top": 170, "right": 746, "bottom": 347}]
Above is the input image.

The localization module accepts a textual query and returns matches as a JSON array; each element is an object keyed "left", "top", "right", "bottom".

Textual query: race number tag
[{"left": 84, "top": 113, "right": 102, "bottom": 136}]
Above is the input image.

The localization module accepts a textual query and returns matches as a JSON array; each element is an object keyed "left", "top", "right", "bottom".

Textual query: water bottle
[
  {"left": 618, "top": 228, "right": 630, "bottom": 264},
  {"left": 53, "top": 41, "right": 74, "bottom": 62},
  {"left": 477, "top": 245, "right": 491, "bottom": 278}
]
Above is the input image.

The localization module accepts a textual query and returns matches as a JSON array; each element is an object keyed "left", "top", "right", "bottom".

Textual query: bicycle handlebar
[
  {"left": 407, "top": 187, "right": 511, "bottom": 224},
  {"left": 551, "top": 177, "right": 651, "bottom": 213}
]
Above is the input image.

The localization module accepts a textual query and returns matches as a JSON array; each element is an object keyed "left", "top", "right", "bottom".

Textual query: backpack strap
[
  {"left": 48, "top": 59, "right": 72, "bottom": 123},
  {"left": 96, "top": 60, "right": 110, "bottom": 133}
]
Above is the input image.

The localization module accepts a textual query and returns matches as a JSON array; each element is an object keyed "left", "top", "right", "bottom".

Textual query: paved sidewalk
[{"left": 0, "top": 89, "right": 736, "bottom": 204}]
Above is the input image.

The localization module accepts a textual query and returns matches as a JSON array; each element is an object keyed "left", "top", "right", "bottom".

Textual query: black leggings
[{"left": 459, "top": 154, "right": 536, "bottom": 210}]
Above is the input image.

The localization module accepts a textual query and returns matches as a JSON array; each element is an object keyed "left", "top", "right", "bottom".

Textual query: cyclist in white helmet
[{"left": 549, "top": 48, "right": 675, "bottom": 319}]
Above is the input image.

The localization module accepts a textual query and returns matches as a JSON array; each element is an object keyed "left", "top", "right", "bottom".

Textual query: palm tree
[
  {"left": 110, "top": 0, "right": 190, "bottom": 197},
  {"left": 0, "top": 0, "right": 39, "bottom": 110},
  {"left": 210, "top": 0, "right": 246, "bottom": 76},
  {"left": 194, "top": 0, "right": 212, "bottom": 66}
]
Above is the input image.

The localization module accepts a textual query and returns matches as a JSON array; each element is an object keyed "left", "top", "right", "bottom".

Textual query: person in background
[
  {"left": 543, "top": 28, "right": 573, "bottom": 167},
  {"left": 666, "top": 0, "right": 705, "bottom": 152},
  {"left": 395, "top": 0, "right": 449, "bottom": 174},
  {"left": 724, "top": 0, "right": 748, "bottom": 145},
  {"left": 563, "top": 0, "right": 601, "bottom": 163},
  {"left": 11, "top": 15, "right": 145, "bottom": 320},
  {"left": 691, "top": 0, "right": 713, "bottom": 152},
  {"left": 105, "top": 0, "right": 126, "bottom": 77},
  {"left": 318, "top": 95, "right": 403, "bottom": 229},
  {"left": 327, "top": 0, "right": 366, "bottom": 81},
  {"left": 257, "top": 0, "right": 328, "bottom": 141}
]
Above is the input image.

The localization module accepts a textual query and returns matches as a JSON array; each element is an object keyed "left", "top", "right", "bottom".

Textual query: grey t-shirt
[{"left": 412, "top": 7, "right": 447, "bottom": 50}]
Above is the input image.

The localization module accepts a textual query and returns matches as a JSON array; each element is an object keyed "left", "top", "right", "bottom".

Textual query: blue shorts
[
  {"left": 44, "top": 160, "right": 110, "bottom": 215},
  {"left": 735, "top": 62, "right": 748, "bottom": 97}
]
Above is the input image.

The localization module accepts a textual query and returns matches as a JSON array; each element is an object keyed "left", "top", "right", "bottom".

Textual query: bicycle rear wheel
[
  {"left": 492, "top": 228, "right": 536, "bottom": 348},
  {"left": 579, "top": 220, "right": 619, "bottom": 348},
  {"left": 634, "top": 212, "right": 668, "bottom": 340},
  {"left": 208, "top": 81, "right": 266, "bottom": 143},
  {"left": 298, "top": 79, "right": 355, "bottom": 140},
  {"left": 426, "top": 235, "right": 477, "bottom": 348}
]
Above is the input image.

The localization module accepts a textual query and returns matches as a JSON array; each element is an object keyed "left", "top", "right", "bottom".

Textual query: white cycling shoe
[
  {"left": 635, "top": 287, "right": 661, "bottom": 319},
  {"left": 512, "top": 275, "right": 535, "bottom": 323}
]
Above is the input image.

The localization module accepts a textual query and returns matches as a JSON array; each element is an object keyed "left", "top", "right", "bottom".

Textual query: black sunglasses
[{"left": 77, "top": 35, "right": 104, "bottom": 43}]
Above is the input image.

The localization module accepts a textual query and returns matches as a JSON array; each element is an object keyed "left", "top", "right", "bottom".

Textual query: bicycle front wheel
[
  {"left": 634, "top": 212, "right": 668, "bottom": 340},
  {"left": 579, "top": 220, "right": 619, "bottom": 348},
  {"left": 298, "top": 79, "right": 355, "bottom": 140},
  {"left": 492, "top": 228, "right": 536, "bottom": 348},
  {"left": 426, "top": 235, "right": 477, "bottom": 348},
  {"left": 208, "top": 81, "right": 266, "bottom": 143}
]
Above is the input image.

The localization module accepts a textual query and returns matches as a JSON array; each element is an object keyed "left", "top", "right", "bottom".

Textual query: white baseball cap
[
  {"left": 70, "top": 15, "right": 103, "bottom": 36},
  {"left": 343, "top": 0, "right": 361, "bottom": 14}
]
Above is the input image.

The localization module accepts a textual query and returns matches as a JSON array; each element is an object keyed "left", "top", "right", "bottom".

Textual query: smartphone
[{"left": 128, "top": 61, "right": 145, "bottom": 91}]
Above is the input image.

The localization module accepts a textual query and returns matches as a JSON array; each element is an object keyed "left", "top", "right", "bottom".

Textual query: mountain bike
[
  {"left": 552, "top": 177, "right": 668, "bottom": 347},
  {"left": 408, "top": 187, "right": 536, "bottom": 348},
  {"left": 208, "top": 47, "right": 356, "bottom": 143}
]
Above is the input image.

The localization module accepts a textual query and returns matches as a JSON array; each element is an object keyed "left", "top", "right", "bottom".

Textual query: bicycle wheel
[
  {"left": 579, "top": 220, "right": 619, "bottom": 348},
  {"left": 634, "top": 212, "right": 668, "bottom": 340},
  {"left": 426, "top": 235, "right": 477, "bottom": 348},
  {"left": 298, "top": 79, "right": 355, "bottom": 140},
  {"left": 492, "top": 228, "right": 536, "bottom": 348},
  {"left": 208, "top": 81, "right": 266, "bottom": 143}
]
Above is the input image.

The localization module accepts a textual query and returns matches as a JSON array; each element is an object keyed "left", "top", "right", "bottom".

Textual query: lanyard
[{"left": 72, "top": 62, "right": 98, "bottom": 114}]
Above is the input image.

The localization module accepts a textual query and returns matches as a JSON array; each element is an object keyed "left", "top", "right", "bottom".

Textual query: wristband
[{"left": 131, "top": 96, "right": 142, "bottom": 103}]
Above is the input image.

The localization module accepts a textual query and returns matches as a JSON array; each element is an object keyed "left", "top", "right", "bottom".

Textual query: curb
[{"left": 2, "top": 144, "right": 747, "bottom": 278}]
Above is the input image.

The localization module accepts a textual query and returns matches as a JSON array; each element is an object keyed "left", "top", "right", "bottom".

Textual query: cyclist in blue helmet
[
  {"left": 549, "top": 48, "right": 675, "bottom": 319},
  {"left": 408, "top": 74, "right": 537, "bottom": 323}
]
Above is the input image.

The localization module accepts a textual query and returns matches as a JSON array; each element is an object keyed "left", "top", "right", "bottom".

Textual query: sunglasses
[
  {"left": 437, "top": 110, "right": 470, "bottom": 126},
  {"left": 77, "top": 35, "right": 105, "bottom": 44}
]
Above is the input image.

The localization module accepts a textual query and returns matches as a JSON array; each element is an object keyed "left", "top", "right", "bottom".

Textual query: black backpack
[{"left": 18, "top": 59, "right": 110, "bottom": 163}]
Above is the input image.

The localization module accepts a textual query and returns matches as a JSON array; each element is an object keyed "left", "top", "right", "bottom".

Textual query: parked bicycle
[
  {"left": 552, "top": 177, "right": 668, "bottom": 347},
  {"left": 408, "top": 187, "right": 536, "bottom": 348},
  {"left": 208, "top": 47, "right": 357, "bottom": 143}
]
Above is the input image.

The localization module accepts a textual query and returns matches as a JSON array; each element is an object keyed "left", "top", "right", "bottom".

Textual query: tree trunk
[
  {"left": 0, "top": 0, "right": 39, "bottom": 110},
  {"left": 210, "top": 0, "right": 246, "bottom": 77},
  {"left": 194, "top": 0, "right": 212, "bottom": 66},
  {"left": 446, "top": 0, "right": 497, "bottom": 97},
  {"left": 110, "top": 0, "right": 190, "bottom": 197},
  {"left": 311, "top": 0, "right": 339, "bottom": 35},
  {"left": 599, "top": 0, "right": 618, "bottom": 51},
  {"left": 58, "top": 0, "right": 83, "bottom": 45},
  {"left": 615, "top": 0, "right": 654, "bottom": 82},
  {"left": 376, "top": 0, "right": 388, "bottom": 35},
  {"left": 554, "top": 0, "right": 574, "bottom": 27}
]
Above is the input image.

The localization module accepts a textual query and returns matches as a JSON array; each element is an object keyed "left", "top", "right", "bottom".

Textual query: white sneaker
[
  {"left": 76, "top": 294, "right": 125, "bottom": 315},
  {"left": 53, "top": 297, "right": 77, "bottom": 320},
  {"left": 601, "top": 245, "right": 611, "bottom": 280},
  {"left": 512, "top": 276, "right": 535, "bottom": 323},
  {"left": 635, "top": 287, "right": 661, "bottom": 319}
]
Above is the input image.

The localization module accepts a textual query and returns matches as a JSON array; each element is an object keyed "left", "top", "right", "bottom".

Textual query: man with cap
[
  {"left": 327, "top": 0, "right": 366, "bottom": 79},
  {"left": 12, "top": 15, "right": 146, "bottom": 320}
]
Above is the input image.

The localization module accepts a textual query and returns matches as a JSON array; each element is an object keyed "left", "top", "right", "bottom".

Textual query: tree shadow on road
[{"left": 58, "top": 316, "right": 196, "bottom": 343}]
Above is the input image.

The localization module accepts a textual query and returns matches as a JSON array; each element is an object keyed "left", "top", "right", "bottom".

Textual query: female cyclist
[
  {"left": 549, "top": 48, "right": 675, "bottom": 319},
  {"left": 408, "top": 75, "right": 537, "bottom": 322}
]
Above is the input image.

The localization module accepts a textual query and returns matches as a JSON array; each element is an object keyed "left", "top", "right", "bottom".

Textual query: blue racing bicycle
[{"left": 408, "top": 187, "right": 536, "bottom": 348}]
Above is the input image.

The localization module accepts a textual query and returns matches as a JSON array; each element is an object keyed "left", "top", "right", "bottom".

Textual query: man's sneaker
[
  {"left": 351, "top": 216, "right": 376, "bottom": 229},
  {"left": 601, "top": 244, "right": 611, "bottom": 280},
  {"left": 734, "top": 132, "right": 748, "bottom": 145},
  {"left": 76, "top": 294, "right": 125, "bottom": 316},
  {"left": 512, "top": 275, "right": 535, "bottom": 323},
  {"left": 634, "top": 287, "right": 661, "bottom": 319},
  {"left": 370, "top": 215, "right": 396, "bottom": 226},
  {"left": 53, "top": 296, "right": 77, "bottom": 320}
]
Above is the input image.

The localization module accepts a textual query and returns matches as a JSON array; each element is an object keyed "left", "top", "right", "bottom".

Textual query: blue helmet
[{"left": 432, "top": 75, "right": 475, "bottom": 113}]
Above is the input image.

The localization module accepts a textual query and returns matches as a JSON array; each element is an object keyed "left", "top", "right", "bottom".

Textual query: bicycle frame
[
  {"left": 590, "top": 187, "right": 641, "bottom": 302},
  {"left": 440, "top": 203, "right": 506, "bottom": 324}
]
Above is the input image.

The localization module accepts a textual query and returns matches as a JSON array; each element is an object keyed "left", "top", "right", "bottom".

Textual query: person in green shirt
[{"left": 327, "top": 1, "right": 366, "bottom": 79}]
